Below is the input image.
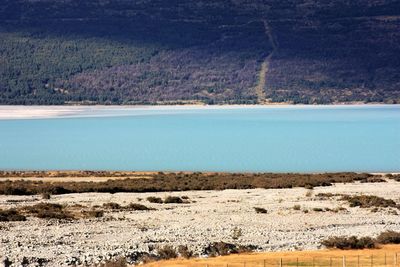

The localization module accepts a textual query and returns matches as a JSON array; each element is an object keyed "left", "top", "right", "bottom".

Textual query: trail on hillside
[{"left": 255, "top": 20, "right": 278, "bottom": 104}]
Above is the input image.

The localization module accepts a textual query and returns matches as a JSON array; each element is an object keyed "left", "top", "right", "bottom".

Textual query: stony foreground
[{"left": 1, "top": 180, "right": 400, "bottom": 266}]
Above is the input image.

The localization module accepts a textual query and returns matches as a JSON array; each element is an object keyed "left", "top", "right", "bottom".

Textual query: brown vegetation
[
  {"left": 386, "top": 174, "right": 400, "bottom": 182},
  {"left": 22, "top": 203, "right": 74, "bottom": 220},
  {"left": 321, "top": 236, "right": 376, "bottom": 249},
  {"left": 322, "top": 231, "right": 400, "bottom": 249},
  {"left": 254, "top": 207, "right": 268, "bottom": 214},
  {"left": 340, "top": 195, "right": 399, "bottom": 209},
  {"left": 0, "top": 208, "right": 26, "bottom": 222},
  {"left": 96, "top": 258, "right": 127, "bottom": 267},
  {"left": 0, "top": 172, "right": 384, "bottom": 196},
  {"left": 203, "top": 242, "right": 257, "bottom": 257},
  {"left": 376, "top": 231, "right": 400, "bottom": 244}
]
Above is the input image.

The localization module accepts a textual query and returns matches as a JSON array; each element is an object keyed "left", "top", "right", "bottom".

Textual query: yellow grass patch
[{"left": 142, "top": 245, "right": 400, "bottom": 267}]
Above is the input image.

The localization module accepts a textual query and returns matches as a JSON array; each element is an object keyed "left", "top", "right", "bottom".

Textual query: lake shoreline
[{"left": 0, "top": 103, "right": 398, "bottom": 120}]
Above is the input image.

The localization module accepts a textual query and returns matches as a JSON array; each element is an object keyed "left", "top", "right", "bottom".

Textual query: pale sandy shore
[{"left": 0, "top": 104, "right": 397, "bottom": 120}]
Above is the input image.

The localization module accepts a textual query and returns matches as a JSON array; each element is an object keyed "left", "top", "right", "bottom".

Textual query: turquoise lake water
[{"left": 0, "top": 106, "right": 399, "bottom": 172}]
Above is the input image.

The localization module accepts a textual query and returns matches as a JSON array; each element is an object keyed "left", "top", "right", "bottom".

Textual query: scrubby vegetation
[
  {"left": 22, "top": 203, "right": 74, "bottom": 220},
  {"left": 0, "top": 208, "right": 26, "bottom": 222},
  {"left": 0, "top": 172, "right": 382, "bottom": 195},
  {"left": 386, "top": 174, "right": 400, "bottom": 182},
  {"left": 96, "top": 258, "right": 127, "bottom": 267},
  {"left": 340, "top": 195, "right": 399, "bottom": 209},
  {"left": 376, "top": 231, "right": 400, "bottom": 244},
  {"left": 254, "top": 207, "right": 268, "bottom": 214},
  {"left": 102, "top": 202, "right": 155, "bottom": 211},
  {"left": 322, "top": 231, "right": 400, "bottom": 249},
  {"left": 0, "top": 0, "right": 399, "bottom": 104},
  {"left": 163, "top": 196, "right": 185, "bottom": 204},
  {"left": 0, "top": 203, "right": 107, "bottom": 221},
  {"left": 322, "top": 236, "right": 376, "bottom": 249},
  {"left": 203, "top": 242, "right": 257, "bottom": 257}
]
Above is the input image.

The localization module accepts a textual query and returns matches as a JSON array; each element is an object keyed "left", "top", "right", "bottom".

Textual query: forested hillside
[{"left": 0, "top": 0, "right": 399, "bottom": 104}]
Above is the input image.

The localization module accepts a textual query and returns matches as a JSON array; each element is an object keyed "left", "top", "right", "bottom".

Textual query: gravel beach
[{"left": 1, "top": 180, "right": 400, "bottom": 266}]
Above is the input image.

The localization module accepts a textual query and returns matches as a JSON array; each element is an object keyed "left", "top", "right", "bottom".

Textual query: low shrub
[
  {"left": 126, "top": 203, "right": 154, "bottom": 211},
  {"left": 102, "top": 202, "right": 121, "bottom": 210},
  {"left": 321, "top": 236, "right": 376, "bottom": 249},
  {"left": 147, "top": 197, "right": 163, "bottom": 204},
  {"left": 23, "top": 203, "right": 73, "bottom": 220},
  {"left": 97, "top": 258, "right": 127, "bottom": 267},
  {"left": 164, "top": 196, "right": 184, "bottom": 204},
  {"left": 293, "top": 205, "right": 301, "bottom": 210},
  {"left": 312, "top": 208, "right": 324, "bottom": 212},
  {"left": 41, "top": 193, "right": 51, "bottom": 200},
  {"left": 178, "top": 245, "right": 193, "bottom": 259},
  {"left": 0, "top": 208, "right": 26, "bottom": 222},
  {"left": 385, "top": 174, "right": 400, "bottom": 181},
  {"left": 376, "top": 231, "right": 400, "bottom": 244},
  {"left": 203, "top": 242, "right": 257, "bottom": 257},
  {"left": 254, "top": 207, "right": 267, "bottom": 214},
  {"left": 231, "top": 227, "right": 243, "bottom": 240},
  {"left": 157, "top": 245, "right": 178, "bottom": 260},
  {"left": 83, "top": 209, "right": 104, "bottom": 218},
  {"left": 340, "top": 195, "right": 398, "bottom": 209}
]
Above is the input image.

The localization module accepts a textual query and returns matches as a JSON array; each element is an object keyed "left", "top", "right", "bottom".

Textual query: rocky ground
[{"left": 1, "top": 179, "right": 400, "bottom": 266}]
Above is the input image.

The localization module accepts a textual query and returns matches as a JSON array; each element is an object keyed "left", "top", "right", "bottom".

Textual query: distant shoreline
[{"left": 0, "top": 103, "right": 398, "bottom": 120}]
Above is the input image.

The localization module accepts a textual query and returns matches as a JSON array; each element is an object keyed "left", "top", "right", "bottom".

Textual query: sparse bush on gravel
[
  {"left": 203, "top": 242, "right": 257, "bottom": 257},
  {"left": 0, "top": 208, "right": 26, "bottom": 222},
  {"left": 340, "top": 195, "right": 398, "bottom": 209},
  {"left": 312, "top": 208, "right": 324, "bottom": 212},
  {"left": 387, "top": 174, "right": 400, "bottom": 182},
  {"left": 147, "top": 197, "right": 163, "bottom": 203},
  {"left": 178, "top": 245, "right": 193, "bottom": 259},
  {"left": 102, "top": 202, "right": 121, "bottom": 210},
  {"left": 231, "top": 227, "right": 243, "bottom": 240},
  {"left": 157, "top": 245, "right": 178, "bottom": 260},
  {"left": 322, "top": 231, "right": 400, "bottom": 250},
  {"left": 321, "top": 236, "right": 376, "bottom": 249},
  {"left": 293, "top": 205, "right": 301, "bottom": 210},
  {"left": 41, "top": 193, "right": 51, "bottom": 200},
  {"left": 97, "top": 258, "right": 127, "bottom": 267},
  {"left": 83, "top": 209, "right": 104, "bottom": 218},
  {"left": 254, "top": 207, "right": 267, "bottom": 213},
  {"left": 101, "top": 202, "right": 155, "bottom": 211},
  {"left": 126, "top": 203, "right": 155, "bottom": 211},
  {"left": 23, "top": 203, "right": 74, "bottom": 220},
  {"left": 163, "top": 196, "right": 184, "bottom": 204},
  {"left": 376, "top": 231, "right": 400, "bottom": 244}
]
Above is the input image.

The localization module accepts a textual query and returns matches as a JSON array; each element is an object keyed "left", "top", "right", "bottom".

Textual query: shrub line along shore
[{"left": 0, "top": 171, "right": 396, "bottom": 195}]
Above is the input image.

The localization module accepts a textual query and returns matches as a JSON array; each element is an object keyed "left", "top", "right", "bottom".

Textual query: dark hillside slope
[{"left": 0, "top": 0, "right": 399, "bottom": 104}]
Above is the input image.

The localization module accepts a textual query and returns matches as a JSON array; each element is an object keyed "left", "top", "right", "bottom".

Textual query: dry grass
[{"left": 141, "top": 245, "right": 400, "bottom": 267}]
